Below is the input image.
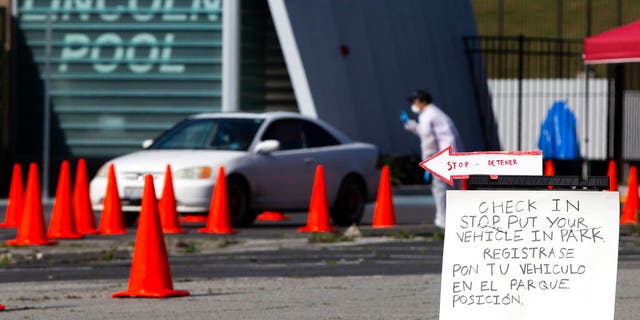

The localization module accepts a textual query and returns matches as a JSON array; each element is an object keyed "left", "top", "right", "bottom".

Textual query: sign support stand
[{"left": 466, "top": 175, "right": 609, "bottom": 191}]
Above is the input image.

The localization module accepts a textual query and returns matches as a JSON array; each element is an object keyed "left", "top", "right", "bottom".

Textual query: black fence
[
  {"left": 464, "top": 35, "right": 593, "bottom": 149},
  {"left": 464, "top": 33, "right": 640, "bottom": 179},
  {"left": 470, "top": 0, "right": 640, "bottom": 169},
  {"left": 464, "top": 35, "right": 585, "bottom": 79},
  {"left": 463, "top": 35, "right": 615, "bottom": 178}
]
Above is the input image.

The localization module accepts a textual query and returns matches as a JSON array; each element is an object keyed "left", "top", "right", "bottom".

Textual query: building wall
[
  {"left": 240, "top": 0, "right": 296, "bottom": 112},
  {"left": 270, "top": 0, "right": 498, "bottom": 155},
  {"left": 9, "top": 0, "right": 497, "bottom": 194},
  {"left": 13, "top": 0, "right": 224, "bottom": 163}
]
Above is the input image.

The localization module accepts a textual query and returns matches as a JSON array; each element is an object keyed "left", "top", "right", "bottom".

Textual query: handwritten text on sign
[
  {"left": 439, "top": 190, "right": 619, "bottom": 320},
  {"left": 419, "top": 147, "right": 542, "bottom": 186}
]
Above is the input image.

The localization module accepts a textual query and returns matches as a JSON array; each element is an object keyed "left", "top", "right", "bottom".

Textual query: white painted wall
[
  {"left": 623, "top": 91, "right": 640, "bottom": 160},
  {"left": 488, "top": 78, "right": 608, "bottom": 160}
]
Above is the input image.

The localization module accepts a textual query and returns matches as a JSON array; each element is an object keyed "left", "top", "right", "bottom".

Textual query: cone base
[
  {"left": 179, "top": 215, "right": 207, "bottom": 223},
  {"left": 256, "top": 212, "right": 290, "bottom": 221},
  {"left": 620, "top": 219, "right": 637, "bottom": 225},
  {"left": 0, "top": 223, "right": 18, "bottom": 228},
  {"left": 99, "top": 229, "right": 127, "bottom": 235},
  {"left": 112, "top": 289, "right": 190, "bottom": 298},
  {"left": 197, "top": 227, "right": 237, "bottom": 234},
  {"left": 6, "top": 239, "right": 57, "bottom": 246},
  {"left": 298, "top": 226, "right": 338, "bottom": 233},
  {"left": 47, "top": 232, "right": 84, "bottom": 239},
  {"left": 78, "top": 228, "right": 99, "bottom": 235},
  {"left": 162, "top": 227, "right": 188, "bottom": 234},
  {"left": 372, "top": 224, "right": 396, "bottom": 229}
]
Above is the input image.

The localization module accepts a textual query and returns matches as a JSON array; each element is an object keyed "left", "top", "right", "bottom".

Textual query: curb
[{"left": 0, "top": 225, "right": 638, "bottom": 267}]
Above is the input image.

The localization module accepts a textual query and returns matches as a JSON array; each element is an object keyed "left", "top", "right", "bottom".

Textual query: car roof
[
  {"left": 189, "top": 111, "right": 303, "bottom": 120},
  {"left": 187, "top": 111, "right": 353, "bottom": 143}
]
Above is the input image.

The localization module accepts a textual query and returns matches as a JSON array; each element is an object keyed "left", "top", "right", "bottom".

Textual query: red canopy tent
[
  {"left": 582, "top": 21, "right": 640, "bottom": 166},
  {"left": 584, "top": 20, "right": 640, "bottom": 64}
]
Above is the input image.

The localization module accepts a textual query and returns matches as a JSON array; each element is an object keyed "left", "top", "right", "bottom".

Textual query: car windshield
[{"left": 150, "top": 118, "right": 264, "bottom": 151}]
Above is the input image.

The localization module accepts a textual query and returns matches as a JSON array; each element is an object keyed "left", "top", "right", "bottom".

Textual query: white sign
[
  {"left": 440, "top": 190, "right": 619, "bottom": 320},
  {"left": 419, "top": 147, "right": 542, "bottom": 185}
]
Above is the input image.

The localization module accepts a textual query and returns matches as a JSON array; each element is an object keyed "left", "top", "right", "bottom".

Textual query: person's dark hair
[{"left": 407, "top": 89, "right": 432, "bottom": 104}]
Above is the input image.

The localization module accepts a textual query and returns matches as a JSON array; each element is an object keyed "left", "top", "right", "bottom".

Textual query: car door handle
[{"left": 304, "top": 157, "right": 315, "bottom": 164}]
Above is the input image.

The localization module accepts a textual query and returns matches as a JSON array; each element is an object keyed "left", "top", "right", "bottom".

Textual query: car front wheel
[
  {"left": 227, "top": 175, "right": 257, "bottom": 227},
  {"left": 331, "top": 175, "right": 366, "bottom": 226}
]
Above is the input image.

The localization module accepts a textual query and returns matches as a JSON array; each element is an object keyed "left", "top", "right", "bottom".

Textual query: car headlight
[
  {"left": 95, "top": 163, "right": 110, "bottom": 178},
  {"left": 174, "top": 166, "right": 212, "bottom": 179}
]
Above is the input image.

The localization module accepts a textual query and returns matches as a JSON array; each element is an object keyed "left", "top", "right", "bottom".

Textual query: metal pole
[
  {"left": 586, "top": 0, "right": 592, "bottom": 37},
  {"left": 557, "top": 0, "right": 563, "bottom": 38},
  {"left": 498, "top": 0, "right": 504, "bottom": 36},
  {"left": 42, "top": 12, "right": 52, "bottom": 199},
  {"left": 221, "top": 0, "right": 241, "bottom": 112},
  {"left": 617, "top": 0, "right": 623, "bottom": 26},
  {"left": 517, "top": 34, "right": 524, "bottom": 151},
  {"left": 583, "top": 65, "right": 590, "bottom": 179}
]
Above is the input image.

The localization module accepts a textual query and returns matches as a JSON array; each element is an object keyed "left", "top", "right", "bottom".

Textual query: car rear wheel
[
  {"left": 124, "top": 211, "right": 138, "bottom": 227},
  {"left": 331, "top": 175, "right": 366, "bottom": 226},
  {"left": 227, "top": 175, "right": 257, "bottom": 227}
]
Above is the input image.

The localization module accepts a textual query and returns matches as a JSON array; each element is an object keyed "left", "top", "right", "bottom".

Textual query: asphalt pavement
[
  {"left": 0, "top": 192, "right": 439, "bottom": 283},
  {"left": 0, "top": 192, "right": 637, "bottom": 319}
]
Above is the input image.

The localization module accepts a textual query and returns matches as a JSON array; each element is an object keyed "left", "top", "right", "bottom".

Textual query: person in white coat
[{"left": 401, "top": 89, "right": 463, "bottom": 229}]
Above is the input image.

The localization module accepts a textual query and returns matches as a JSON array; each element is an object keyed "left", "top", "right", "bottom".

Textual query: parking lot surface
[{"left": 0, "top": 194, "right": 638, "bottom": 319}]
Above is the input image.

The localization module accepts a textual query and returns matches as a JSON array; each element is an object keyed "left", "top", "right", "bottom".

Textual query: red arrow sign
[{"left": 419, "top": 146, "right": 543, "bottom": 186}]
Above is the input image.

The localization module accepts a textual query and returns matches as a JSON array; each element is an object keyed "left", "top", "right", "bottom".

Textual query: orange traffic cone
[
  {"left": 159, "top": 165, "right": 186, "bottom": 234},
  {"left": 73, "top": 159, "right": 98, "bottom": 234},
  {"left": 98, "top": 164, "right": 127, "bottom": 235},
  {"left": 607, "top": 160, "right": 618, "bottom": 191},
  {"left": 544, "top": 159, "right": 555, "bottom": 190},
  {"left": 0, "top": 164, "right": 24, "bottom": 228},
  {"left": 461, "top": 179, "right": 469, "bottom": 190},
  {"left": 198, "top": 167, "right": 236, "bottom": 234},
  {"left": 179, "top": 215, "right": 208, "bottom": 223},
  {"left": 47, "top": 161, "right": 83, "bottom": 239},
  {"left": 256, "top": 211, "right": 291, "bottom": 221},
  {"left": 112, "top": 175, "right": 190, "bottom": 298},
  {"left": 372, "top": 166, "right": 396, "bottom": 228},
  {"left": 6, "top": 163, "right": 57, "bottom": 246},
  {"left": 621, "top": 166, "right": 639, "bottom": 225},
  {"left": 0, "top": 304, "right": 4, "bottom": 310},
  {"left": 299, "top": 165, "right": 337, "bottom": 233},
  {"left": 544, "top": 159, "right": 555, "bottom": 176}
]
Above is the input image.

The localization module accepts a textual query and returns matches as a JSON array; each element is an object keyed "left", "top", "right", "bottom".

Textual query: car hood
[{"left": 106, "top": 150, "right": 247, "bottom": 173}]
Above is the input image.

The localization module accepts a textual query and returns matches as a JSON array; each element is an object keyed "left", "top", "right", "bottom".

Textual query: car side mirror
[
  {"left": 254, "top": 140, "right": 280, "bottom": 154},
  {"left": 142, "top": 139, "right": 154, "bottom": 149}
]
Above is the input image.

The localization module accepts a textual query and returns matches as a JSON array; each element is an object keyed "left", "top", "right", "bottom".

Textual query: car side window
[
  {"left": 261, "top": 119, "right": 305, "bottom": 151},
  {"left": 302, "top": 121, "right": 340, "bottom": 148}
]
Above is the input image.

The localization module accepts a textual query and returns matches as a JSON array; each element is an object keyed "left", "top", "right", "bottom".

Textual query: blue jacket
[{"left": 538, "top": 101, "right": 580, "bottom": 160}]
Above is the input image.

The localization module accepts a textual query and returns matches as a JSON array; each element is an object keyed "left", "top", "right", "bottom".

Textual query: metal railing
[{"left": 463, "top": 35, "right": 608, "bottom": 160}]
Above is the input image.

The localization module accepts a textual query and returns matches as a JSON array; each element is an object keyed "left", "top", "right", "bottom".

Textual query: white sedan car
[{"left": 90, "top": 112, "right": 380, "bottom": 227}]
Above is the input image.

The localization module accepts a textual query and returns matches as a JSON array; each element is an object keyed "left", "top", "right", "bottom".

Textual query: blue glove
[
  {"left": 423, "top": 171, "right": 432, "bottom": 184},
  {"left": 400, "top": 111, "right": 409, "bottom": 124}
]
